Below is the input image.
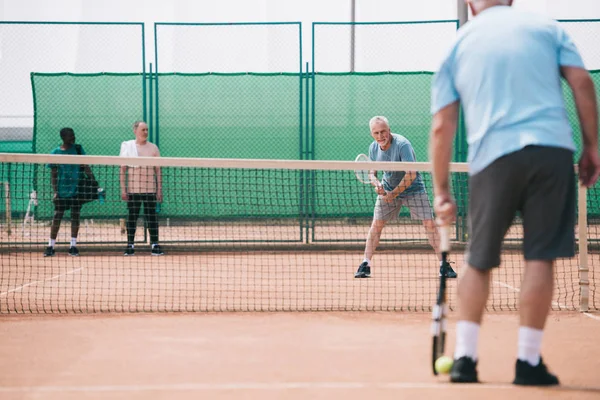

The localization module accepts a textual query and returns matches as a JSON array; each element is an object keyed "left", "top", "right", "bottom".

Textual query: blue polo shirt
[
  {"left": 431, "top": 6, "right": 585, "bottom": 175},
  {"left": 369, "top": 133, "right": 426, "bottom": 197}
]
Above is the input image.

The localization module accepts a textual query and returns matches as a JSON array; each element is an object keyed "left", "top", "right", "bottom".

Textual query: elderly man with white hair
[
  {"left": 430, "top": 0, "right": 599, "bottom": 385},
  {"left": 354, "top": 116, "right": 457, "bottom": 279}
]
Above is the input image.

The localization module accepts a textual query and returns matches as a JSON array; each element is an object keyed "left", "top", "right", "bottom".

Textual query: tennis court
[
  {"left": 2, "top": 10, "right": 600, "bottom": 399},
  {"left": 0, "top": 155, "right": 599, "bottom": 400}
]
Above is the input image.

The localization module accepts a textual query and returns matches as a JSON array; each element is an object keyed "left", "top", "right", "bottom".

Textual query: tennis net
[{"left": 0, "top": 153, "right": 596, "bottom": 313}]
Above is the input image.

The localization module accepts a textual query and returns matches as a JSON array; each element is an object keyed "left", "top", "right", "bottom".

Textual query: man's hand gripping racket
[{"left": 354, "top": 153, "right": 386, "bottom": 196}]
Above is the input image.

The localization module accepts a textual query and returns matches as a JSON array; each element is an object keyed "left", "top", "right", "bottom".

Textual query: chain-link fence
[
  {"left": 31, "top": 73, "right": 146, "bottom": 156},
  {"left": 558, "top": 20, "right": 600, "bottom": 219},
  {"left": 559, "top": 19, "right": 600, "bottom": 70},
  {"left": 151, "top": 72, "right": 302, "bottom": 159},
  {"left": 4, "top": 19, "right": 600, "bottom": 247},
  {"left": 0, "top": 22, "right": 146, "bottom": 153},
  {"left": 153, "top": 23, "right": 303, "bottom": 158},
  {"left": 309, "top": 21, "right": 459, "bottom": 240},
  {"left": 0, "top": 22, "right": 145, "bottom": 218},
  {"left": 559, "top": 20, "right": 600, "bottom": 311},
  {"left": 311, "top": 21, "right": 459, "bottom": 162}
]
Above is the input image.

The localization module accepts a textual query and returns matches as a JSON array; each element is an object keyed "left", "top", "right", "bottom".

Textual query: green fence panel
[
  {"left": 0, "top": 163, "right": 35, "bottom": 217},
  {"left": 312, "top": 72, "right": 434, "bottom": 162},
  {"left": 154, "top": 22, "right": 303, "bottom": 155},
  {"left": 563, "top": 70, "right": 600, "bottom": 215},
  {"left": 0, "top": 141, "right": 32, "bottom": 153},
  {"left": 31, "top": 73, "right": 146, "bottom": 155},
  {"left": 29, "top": 164, "right": 303, "bottom": 221},
  {"left": 155, "top": 73, "right": 301, "bottom": 159},
  {"left": 31, "top": 73, "right": 145, "bottom": 219},
  {"left": 0, "top": 22, "right": 146, "bottom": 152}
]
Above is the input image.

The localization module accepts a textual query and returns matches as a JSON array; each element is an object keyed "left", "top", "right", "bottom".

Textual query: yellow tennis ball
[{"left": 435, "top": 356, "right": 453, "bottom": 374}]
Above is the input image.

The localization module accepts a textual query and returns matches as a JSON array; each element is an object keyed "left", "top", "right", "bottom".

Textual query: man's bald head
[{"left": 467, "top": 0, "right": 513, "bottom": 16}]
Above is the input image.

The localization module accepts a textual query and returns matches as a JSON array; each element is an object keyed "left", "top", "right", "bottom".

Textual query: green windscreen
[
  {"left": 26, "top": 70, "right": 600, "bottom": 220},
  {"left": 313, "top": 72, "right": 434, "bottom": 162},
  {"left": 31, "top": 72, "right": 146, "bottom": 155},
  {"left": 311, "top": 72, "right": 436, "bottom": 219},
  {"left": 30, "top": 73, "right": 145, "bottom": 219},
  {"left": 0, "top": 141, "right": 33, "bottom": 153},
  {"left": 30, "top": 72, "right": 303, "bottom": 219},
  {"left": 563, "top": 70, "right": 600, "bottom": 216},
  {"left": 155, "top": 73, "right": 301, "bottom": 159}
]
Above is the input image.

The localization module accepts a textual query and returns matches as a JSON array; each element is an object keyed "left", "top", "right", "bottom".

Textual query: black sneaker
[
  {"left": 513, "top": 358, "right": 559, "bottom": 386},
  {"left": 124, "top": 245, "right": 135, "bottom": 256},
  {"left": 440, "top": 261, "right": 458, "bottom": 278},
  {"left": 450, "top": 356, "right": 479, "bottom": 383},
  {"left": 68, "top": 246, "right": 79, "bottom": 256},
  {"left": 151, "top": 245, "right": 164, "bottom": 256},
  {"left": 354, "top": 261, "right": 371, "bottom": 278},
  {"left": 43, "top": 246, "right": 55, "bottom": 257}
]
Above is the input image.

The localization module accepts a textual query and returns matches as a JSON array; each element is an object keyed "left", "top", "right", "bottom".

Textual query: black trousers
[{"left": 127, "top": 193, "right": 159, "bottom": 245}]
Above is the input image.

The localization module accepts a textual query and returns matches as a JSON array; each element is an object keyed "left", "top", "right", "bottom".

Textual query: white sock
[
  {"left": 518, "top": 326, "right": 543, "bottom": 366},
  {"left": 363, "top": 258, "right": 371, "bottom": 266},
  {"left": 152, "top": 243, "right": 158, "bottom": 248},
  {"left": 70, "top": 238, "right": 77, "bottom": 248},
  {"left": 49, "top": 239, "right": 56, "bottom": 248},
  {"left": 454, "top": 320, "right": 480, "bottom": 361}
]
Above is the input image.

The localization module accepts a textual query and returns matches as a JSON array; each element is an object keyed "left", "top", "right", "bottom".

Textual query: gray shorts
[
  {"left": 467, "top": 146, "right": 575, "bottom": 270},
  {"left": 374, "top": 191, "right": 433, "bottom": 221}
]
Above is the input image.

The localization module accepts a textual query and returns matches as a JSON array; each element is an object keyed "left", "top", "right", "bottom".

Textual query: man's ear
[{"left": 468, "top": 1, "right": 477, "bottom": 17}]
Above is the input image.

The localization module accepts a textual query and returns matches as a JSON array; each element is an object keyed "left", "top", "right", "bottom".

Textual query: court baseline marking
[
  {"left": 0, "top": 381, "right": 597, "bottom": 393},
  {"left": 0, "top": 267, "right": 84, "bottom": 298},
  {"left": 0, "top": 382, "right": 522, "bottom": 392}
]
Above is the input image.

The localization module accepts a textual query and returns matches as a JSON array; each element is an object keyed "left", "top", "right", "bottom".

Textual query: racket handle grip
[{"left": 439, "top": 225, "right": 450, "bottom": 253}]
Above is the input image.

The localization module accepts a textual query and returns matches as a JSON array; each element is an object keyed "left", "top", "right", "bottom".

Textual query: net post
[
  {"left": 578, "top": 184, "right": 589, "bottom": 312},
  {"left": 2, "top": 182, "right": 11, "bottom": 236}
]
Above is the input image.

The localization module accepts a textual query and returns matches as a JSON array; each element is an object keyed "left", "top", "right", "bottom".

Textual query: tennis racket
[
  {"left": 431, "top": 224, "right": 450, "bottom": 375},
  {"left": 354, "top": 153, "right": 371, "bottom": 184}
]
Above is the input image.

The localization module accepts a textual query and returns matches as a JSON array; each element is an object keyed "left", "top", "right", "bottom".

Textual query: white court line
[
  {"left": 583, "top": 312, "right": 600, "bottom": 321},
  {"left": 0, "top": 267, "right": 84, "bottom": 297},
  {"left": 493, "top": 281, "right": 522, "bottom": 294},
  {"left": 0, "top": 382, "right": 518, "bottom": 393},
  {"left": 493, "top": 280, "right": 599, "bottom": 322}
]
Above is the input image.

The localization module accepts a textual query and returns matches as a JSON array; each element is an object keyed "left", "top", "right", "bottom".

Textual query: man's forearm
[
  {"left": 573, "top": 76, "right": 599, "bottom": 148},
  {"left": 430, "top": 102, "right": 459, "bottom": 195},
  {"left": 50, "top": 171, "right": 58, "bottom": 194},
  {"left": 391, "top": 172, "right": 416, "bottom": 196},
  {"left": 155, "top": 167, "right": 162, "bottom": 193},
  {"left": 84, "top": 165, "right": 95, "bottom": 179}
]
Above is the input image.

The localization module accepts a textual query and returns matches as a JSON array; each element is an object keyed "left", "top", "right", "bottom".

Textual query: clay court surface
[
  {"left": 1, "top": 222, "right": 599, "bottom": 399},
  {"left": 0, "top": 311, "right": 599, "bottom": 400}
]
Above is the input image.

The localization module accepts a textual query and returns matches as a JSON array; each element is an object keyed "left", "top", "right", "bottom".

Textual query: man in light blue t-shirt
[
  {"left": 429, "top": 0, "right": 600, "bottom": 386},
  {"left": 354, "top": 116, "right": 458, "bottom": 279}
]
